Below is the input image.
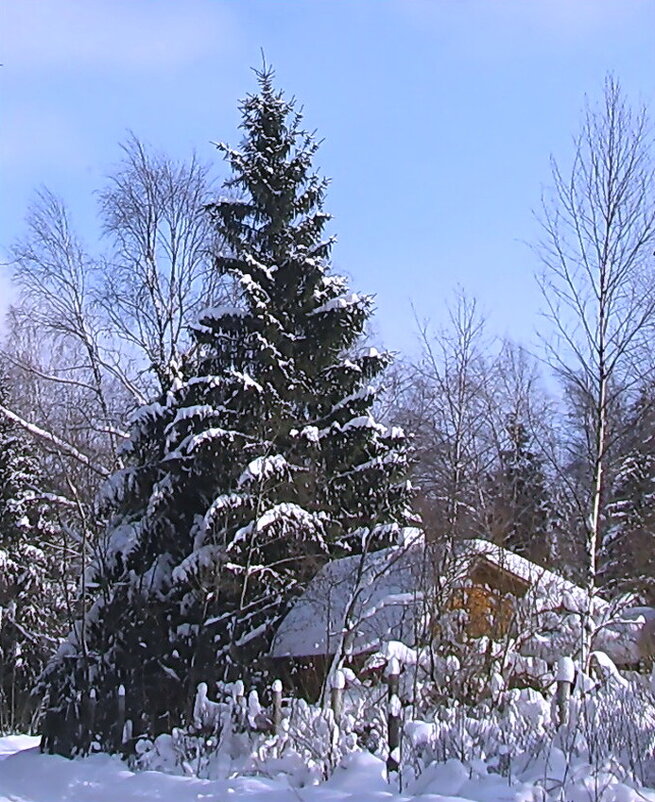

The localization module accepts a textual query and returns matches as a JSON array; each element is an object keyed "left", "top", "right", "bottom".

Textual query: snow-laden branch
[{"left": 0, "top": 404, "right": 110, "bottom": 478}]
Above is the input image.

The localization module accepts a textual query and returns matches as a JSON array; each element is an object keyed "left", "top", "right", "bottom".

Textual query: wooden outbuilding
[{"left": 269, "top": 537, "right": 650, "bottom": 696}]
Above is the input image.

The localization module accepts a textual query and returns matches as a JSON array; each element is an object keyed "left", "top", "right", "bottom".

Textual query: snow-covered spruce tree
[
  {"left": 486, "top": 417, "right": 556, "bottom": 567},
  {"left": 40, "top": 68, "right": 413, "bottom": 751},
  {"left": 0, "top": 371, "right": 65, "bottom": 733}
]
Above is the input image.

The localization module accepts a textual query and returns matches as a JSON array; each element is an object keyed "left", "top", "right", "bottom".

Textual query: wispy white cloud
[{"left": 2, "top": 0, "right": 241, "bottom": 73}]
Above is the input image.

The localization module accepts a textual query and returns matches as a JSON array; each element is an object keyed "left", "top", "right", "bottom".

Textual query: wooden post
[
  {"left": 271, "top": 679, "right": 283, "bottom": 734},
  {"left": 122, "top": 718, "right": 133, "bottom": 748},
  {"left": 247, "top": 689, "right": 260, "bottom": 730},
  {"left": 81, "top": 689, "right": 97, "bottom": 754},
  {"left": 232, "top": 679, "right": 245, "bottom": 729},
  {"left": 386, "top": 657, "right": 401, "bottom": 779},
  {"left": 88, "top": 688, "right": 97, "bottom": 734},
  {"left": 233, "top": 678, "right": 245, "bottom": 704},
  {"left": 330, "top": 669, "right": 345, "bottom": 726},
  {"left": 116, "top": 684, "right": 126, "bottom": 750},
  {"left": 556, "top": 656, "right": 575, "bottom": 728}
]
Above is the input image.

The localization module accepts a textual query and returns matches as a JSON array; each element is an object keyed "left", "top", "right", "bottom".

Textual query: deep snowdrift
[{"left": 2, "top": 735, "right": 655, "bottom": 802}]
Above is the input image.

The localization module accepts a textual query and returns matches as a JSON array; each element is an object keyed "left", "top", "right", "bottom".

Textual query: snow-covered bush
[
  {"left": 563, "top": 674, "right": 655, "bottom": 786},
  {"left": 416, "top": 664, "right": 655, "bottom": 788},
  {"left": 124, "top": 588, "right": 655, "bottom": 796},
  {"left": 402, "top": 685, "right": 553, "bottom": 785},
  {"left": 133, "top": 678, "right": 388, "bottom": 783},
  {"left": 133, "top": 681, "right": 253, "bottom": 778},
  {"left": 128, "top": 652, "right": 655, "bottom": 800}
]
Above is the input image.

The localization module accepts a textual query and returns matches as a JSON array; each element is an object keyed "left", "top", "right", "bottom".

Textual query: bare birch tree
[
  {"left": 536, "top": 76, "right": 655, "bottom": 660},
  {"left": 403, "top": 291, "right": 495, "bottom": 542},
  {"left": 5, "top": 191, "right": 125, "bottom": 485},
  {"left": 97, "top": 134, "right": 232, "bottom": 395},
  {"left": 1, "top": 135, "right": 234, "bottom": 544}
]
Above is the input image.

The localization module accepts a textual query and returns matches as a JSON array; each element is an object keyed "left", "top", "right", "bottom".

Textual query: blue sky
[{"left": 1, "top": 0, "right": 654, "bottom": 354}]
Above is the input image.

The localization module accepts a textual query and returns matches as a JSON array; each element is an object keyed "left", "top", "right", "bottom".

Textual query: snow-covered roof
[
  {"left": 271, "top": 537, "right": 649, "bottom": 665},
  {"left": 460, "top": 539, "right": 565, "bottom": 585},
  {"left": 457, "top": 540, "right": 643, "bottom": 663},
  {"left": 458, "top": 539, "right": 597, "bottom": 613},
  {"left": 270, "top": 543, "right": 425, "bottom": 659}
]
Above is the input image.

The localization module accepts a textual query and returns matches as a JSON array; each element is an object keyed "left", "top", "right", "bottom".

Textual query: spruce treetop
[{"left": 203, "top": 68, "right": 374, "bottom": 389}]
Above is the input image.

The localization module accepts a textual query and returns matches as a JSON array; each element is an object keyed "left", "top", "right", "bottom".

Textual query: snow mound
[{"left": 1, "top": 734, "right": 654, "bottom": 802}]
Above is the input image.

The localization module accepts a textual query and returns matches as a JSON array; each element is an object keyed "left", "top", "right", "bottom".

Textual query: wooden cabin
[{"left": 269, "top": 537, "right": 649, "bottom": 696}]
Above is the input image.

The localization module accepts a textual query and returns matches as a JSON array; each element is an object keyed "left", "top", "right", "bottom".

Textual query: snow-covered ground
[{"left": 2, "top": 734, "right": 654, "bottom": 802}]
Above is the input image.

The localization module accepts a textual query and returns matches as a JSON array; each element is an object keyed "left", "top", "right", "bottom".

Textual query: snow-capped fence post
[
  {"left": 271, "top": 679, "right": 283, "bottom": 734},
  {"left": 386, "top": 657, "right": 401, "bottom": 780},
  {"left": 330, "top": 669, "right": 345, "bottom": 726},
  {"left": 115, "top": 685, "right": 126, "bottom": 751},
  {"left": 556, "top": 656, "right": 575, "bottom": 728},
  {"left": 232, "top": 679, "right": 246, "bottom": 730},
  {"left": 247, "top": 689, "right": 262, "bottom": 730}
]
